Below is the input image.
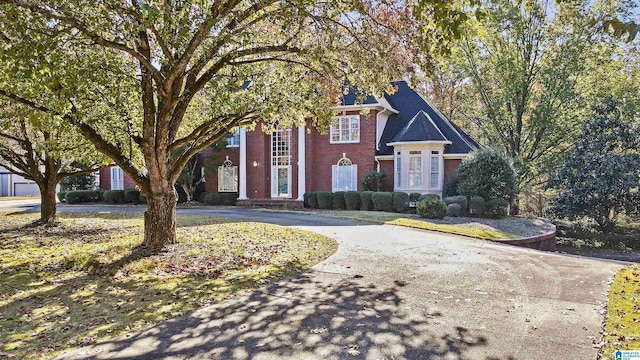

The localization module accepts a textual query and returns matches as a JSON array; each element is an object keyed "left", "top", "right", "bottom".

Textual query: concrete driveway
[{"left": 40, "top": 206, "right": 623, "bottom": 360}]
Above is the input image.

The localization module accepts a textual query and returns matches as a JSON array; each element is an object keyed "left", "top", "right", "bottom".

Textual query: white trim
[
  {"left": 330, "top": 115, "right": 360, "bottom": 144},
  {"left": 110, "top": 167, "right": 124, "bottom": 190},
  {"left": 443, "top": 153, "right": 470, "bottom": 159},
  {"left": 375, "top": 155, "right": 394, "bottom": 160},
  {"left": 333, "top": 102, "right": 399, "bottom": 114},
  {"left": 238, "top": 128, "right": 248, "bottom": 200},
  {"left": 297, "top": 125, "right": 306, "bottom": 201},
  {"left": 387, "top": 140, "right": 452, "bottom": 147}
]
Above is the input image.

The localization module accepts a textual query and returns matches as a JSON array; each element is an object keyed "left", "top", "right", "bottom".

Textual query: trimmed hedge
[
  {"left": 446, "top": 203, "right": 462, "bottom": 217},
  {"left": 219, "top": 192, "right": 238, "bottom": 206},
  {"left": 332, "top": 191, "right": 346, "bottom": 210},
  {"left": 124, "top": 189, "right": 141, "bottom": 204},
  {"left": 198, "top": 192, "right": 207, "bottom": 203},
  {"left": 418, "top": 194, "right": 440, "bottom": 202},
  {"left": 486, "top": 198, "right": 509, "bottom": 218},
  {"left": 392, "top": 192, "right": 410, "bottom": 213},
  {"left": 139, "top": 192, "right": 147, "bottom": 204},
  {"left": 305, "top": 192, "right": 319, "bottom": 209},
  {"left": 57, "top": 191, "right": 67, "bottom": 202},
  {"left": 409, "top": 193, "right": 421, "bottom": 203},
  {"left": 203, "top": 193, "right": 221, "bottom": 205},
  {"left": 444, "top": 195, "right": 468, "bottom": 215},
  {"left": 317, "top": 191, "right": 332, "bottom": 209},
  {"left": 103, "top": 190, "right": 126, "bottom": 204},
  {"left": 372, "top": 192, "right": 393, "bottom": 212},
  {"left": 417, "top": 197, "right": 447, "bottom": 219},
  {"left": 344, "top": 191, "right": 361, "bottom": 210},
  {"left": 360, "top": 191, "right": 374, "bottom": 211},
  {"left": 469, "top": 196, "right": 486, "bottom": 217},
  {"left": 65, "top": 190, "right": 101, "bottom": 204}
]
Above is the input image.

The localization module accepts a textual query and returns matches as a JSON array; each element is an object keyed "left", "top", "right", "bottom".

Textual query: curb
[{"left": 499, "top": 219, "right": 556, "bottom": 251}]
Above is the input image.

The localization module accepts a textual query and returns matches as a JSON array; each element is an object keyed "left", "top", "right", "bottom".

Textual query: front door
[{"left": 271, "top": 128, "right": 292, "bottom": 198}]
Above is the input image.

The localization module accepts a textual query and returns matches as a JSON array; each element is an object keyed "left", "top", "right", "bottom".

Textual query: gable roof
[
  {"left": 376, "top": 81, "right": 479, "bottom": 156},
  {"left": 388, "top": 110, "right": 449, "bottom": 143}
]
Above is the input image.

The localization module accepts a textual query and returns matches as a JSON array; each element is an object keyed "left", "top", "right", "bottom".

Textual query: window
[
  {"left": 330, "top": 116, "right": 360, "bottom": 143},
  {"left": 430, "top": 150, "right": 440, "bottom": 189},
  {"left": 218, "top": 158, "right": 238, "bottom": 192},
  {"left": 110, "top": 167, "right": 124, "bottom": 190},
  {"left": 226, "top": 127, "right": 240, "bottom": 147},
  {"left": 395, "top": 151, "right": 402, "bottom": 188},
  {"left": 332, "top": 156, "right": 357, "bottom": 191},
  {"left": 271, "top": 128, "right": 292, "bottom": 197},
  {"left": 408, "top": 151, "right": 422, "bottom": 188}
]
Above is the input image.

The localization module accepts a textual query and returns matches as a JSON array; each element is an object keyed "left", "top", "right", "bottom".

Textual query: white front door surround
[{"left": 271, "top": 128, "right": 292, "bottom": 198}]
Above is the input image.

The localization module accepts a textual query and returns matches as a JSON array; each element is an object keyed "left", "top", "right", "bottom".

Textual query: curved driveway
[{"left": 25, "top": 205, "right": 623, "bottom": 360}]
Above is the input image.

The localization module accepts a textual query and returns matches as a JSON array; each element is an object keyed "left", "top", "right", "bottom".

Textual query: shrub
[
  {"left": 409, "top": 193, "right": 421, "bottom": 203},
  {"left": 486, "top": 198, "right": 509, "bottom": 218},
  {"left": 457, "top": 147, "right": 517, "bottom": 203},
  {"left": 95, "top": 189, "right": 105, "bottom": 201},
  {"left": 203, "top": 193, "right": 221, "bottom": 205},
  {"left": 360, "top": 191, "right": 374, "bottom": 211},
  {"left": 469, "top": 196, "right": 486, "bottom": 217},
  {"left": 447, "top": 203, "right": 462, "bottom": 217},
  {"left": 124, "top": 189, "right": 141, "bottom": 204},
  {"left": 392, "top": 192, "right": 410, "bottom": 213},
  {"left": 65, "top": 190, "right": 101, "bottom": 204},
  {"left": 372, "top": 192, "right": 393, "bottom": 212},
  {"left": 418, "top": 194, "right": 440, "bottom": 202},
  {"left": 303, "top": 192, "right": 313, "bottom": 208},
  {"left": 317, "top": 191, "right": 332, "bottom": 209},
  {"left": 362, "top": 171, "right": 385, "bottom": 192},
  {"left": 306, "top": 192, "right": 319, "bottom": 209},
  {"left": 57, "top": 192, "right": 67, "bottom": 202},
  {"left": 344, "top": 191, "right": 361, "bottom": 210},
  {"left": 198, "top": 192, "right": 207, "bottom": 203},
  {"left": 417, "top": 197, "right": 447, "bottom": 219},
  {"left": 139, "top": 192, "right": 147, "bottom": 204},
  {"left": 219, "top": 193, "right": 238, "bottom": 206},
  {"left": 103, "top": 190, "right": 126, "bottom": 204},
  {"left": 332, "top": 191, "right": 346, "bottom": 210},
  {"left": 444, "top": 195, "right": 468, "bottom": 215}
]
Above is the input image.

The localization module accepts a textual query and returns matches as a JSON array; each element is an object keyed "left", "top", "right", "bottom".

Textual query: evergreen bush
[
  {"left": 124, "top": 189, "right": 141, "bottom": 203},
  {"left": 469, "top": 196, "right": 486, "bottom": 217},
  {"left": 317, "top": 191, "right": 332, "bottom": 209},
  {"left": 457, "top": 148, "right": 517, "bottom": 203},
  {"left": 392, "top": 192, "right": 410, "bottom": 213},
  {"left": 446, "top": 203, "right": 462, "bottom": 217},
  {"left": 344, "top": 191, "right": 361, "bottom": 210},
  {"left": 360, "top": 191, "right": 374, "bottom": 211},
  {"left": 416, "top": 197, "right": 447, "bottom": 219},
  {"left": 372, "top": 192, "right": 393, "bottom": 212},
  {"left": 486, "top": 198, "right": 509, "bottom": 218},
  {"left": 103, "top": 190, "right": 126, "bottom": 204},
  {"left": 332, "top": 191, "right": 346, "bottom": 210},
  {"left": 57, "top": 192, "right": 67, "bottom": 202},
  {"left": 203, "top": 193, "right": 220, "bottom": 205},
  {"left": 305, "top": 192, "right": 319, "bottom": 209},
  {"left": 444, "top": 195, "right": 468, "bottom": 215},
  {"left": 362, "top": 171, "right": 385, "bottom": 191}
]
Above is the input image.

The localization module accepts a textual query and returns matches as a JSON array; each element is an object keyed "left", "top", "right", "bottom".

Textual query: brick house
[{"left": 98, "top": 81, "right": 478, "bottom": 203}]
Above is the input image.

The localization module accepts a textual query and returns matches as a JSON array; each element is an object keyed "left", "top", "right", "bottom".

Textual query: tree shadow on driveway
[{"left": 58, "top": 271, "right": 512, "bottom": 360}]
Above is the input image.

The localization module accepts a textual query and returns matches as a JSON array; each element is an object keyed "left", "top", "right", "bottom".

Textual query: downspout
[{"left": 375, "top": 158, "right": 380, "bottom": 172}]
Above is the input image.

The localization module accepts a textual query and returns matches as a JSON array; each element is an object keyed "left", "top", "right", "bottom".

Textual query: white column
[
  {"left": 238, "top": 128, "right": 248, "bottom": 200},
  {"left": 296, "top": 124, "right": 306, "bottom": 201}
]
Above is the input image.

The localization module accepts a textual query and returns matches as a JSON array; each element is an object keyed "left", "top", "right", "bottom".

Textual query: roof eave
[{"left": 386, "top": 140, "right": 453, "bottom": 147}]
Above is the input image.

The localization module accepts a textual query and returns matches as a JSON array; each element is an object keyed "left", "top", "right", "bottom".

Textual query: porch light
[{"left": 253, "top": 161, "right": 258, "bottom": 167}]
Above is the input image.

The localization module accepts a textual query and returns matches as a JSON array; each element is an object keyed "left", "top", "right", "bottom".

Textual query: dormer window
[{"left": 330, "top": 116, "right": 360, "bottom": 143}]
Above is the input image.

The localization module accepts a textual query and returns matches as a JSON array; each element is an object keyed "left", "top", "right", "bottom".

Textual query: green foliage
[
  {"left": 444, "top": 195, "right": 468, "bottom": 215},
  {"left": 416, "top": 198, "right": 447, "bottom": 219},
  {"left": 57, "top": 192, "right": 67, "bottom": 202},
  {"left": 124, "top": 189, "right": 140, "bottom": 204},
  {"left": 360, "top": 191, "right": 374, "bottom": 211},
  {"left": 65, "top": 190, "right": 101, "bottom": 204},
  {"left": 203, "top": 193, "right": 221, "bottom": 206},
  {"left": 468, "top": 196, "right": 486, "bottom": 217},
  {"left": 443, "top": 177, "right": 459, "bottom": 197},
  {"left": 59, "top": 171, "right": 96, "bottom": 191},
  {"left": 547, "top": 98, "right": 640, "bottom": 231},
  {"left": 219, "top": 193, "right": 238, "bottom": 206},
  {"left": 392, "top": 192, "right": 410, "bottom": 213},
  {"left": 103, "top": 190, "right": 126, "bottom": 204},
  {"left": 362, "top": 171, "right": 386, "bottom": 192},
  {"left": 409, "top": 193, "right": 422, "bottom": 203},
  {"left": 332, "top": 191, "right": 346, "bottom": 210},
  {"left": 305, "top": 192, "right": 319, "bottom": 209},
  {"left": 175, "top": 186, "right": 188, "bottom": 204},
  {"left": 485, "top": 199, "right": 509, "bottom": 218},
  {"left": 344, "top": 191, "right": 361, "bottom": 211},
  {"left": 418, "top": 194, "right": 440, "bottom": 202},
  {"left": 372, "top": 192, "right": 393, "bottom": 212},
  {"left": 447, "top": 203, "right": 462, "bottom": 217},
  {"left": 317, "top": 191, "right": 333, "bottom": 209},
  {"left": 457, "top": 148, "right": 517, "bottom": 203}
]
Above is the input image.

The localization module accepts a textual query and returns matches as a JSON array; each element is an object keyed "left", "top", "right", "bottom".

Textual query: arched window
[
  {"left": 332, "top": 154, "right": 357, "bottom": 191},
  {"left": 218, "top": 157, "right": 238, "bottom": 192}
]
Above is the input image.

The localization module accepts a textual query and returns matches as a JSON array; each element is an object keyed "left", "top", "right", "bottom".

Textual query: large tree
[
  {"left": 0, "top": 102, "right": 108, "bottom": 223},
  {"left": 0, "top": 0, "right": 469, "bottom": 247}
]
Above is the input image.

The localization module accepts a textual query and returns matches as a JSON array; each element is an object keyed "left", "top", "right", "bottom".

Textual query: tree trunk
[
  {"left": 143, "top": 190, "right": 177, "bottom": 247},
  {"left": 39, "top": 180, "right": 58, "bottom": 224}
]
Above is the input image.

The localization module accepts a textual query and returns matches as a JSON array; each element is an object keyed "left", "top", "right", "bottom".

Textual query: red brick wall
[
  {"left": 202, "top": 146, "right": 240, "bottom": 194},
  {"left": 443, "top": 159, "right": 462, "bottom": 186},
  {"left": 245, "top": 124, "right": 270, "bottom": 198},
  {"left": 305, "top": 110, "right": 379, "bottom": 192},
  {"left": 378, "top": 159, "right": 395, "bottom": 192},
  {"left": 98, "top": 168, "right": 136, "bottom": 190}
]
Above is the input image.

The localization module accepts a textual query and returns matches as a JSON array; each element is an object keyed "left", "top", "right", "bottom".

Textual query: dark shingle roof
[
  {"left": 340, "top": 87, "right": 379, "bottom": 106},
  {"left": 377, "top": 81, "right": 479, "bottom": 156},
  {"left": 389, "top": 111, "right": 448, "bottom": 143}
]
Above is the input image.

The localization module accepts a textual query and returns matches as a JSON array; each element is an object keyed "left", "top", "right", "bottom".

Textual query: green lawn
[
  {"left": 0, "top": 211, "right": 337, "bottom": 359},
  {"left": 600, "top": 264, "right": 640, "bottom": 359}
]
